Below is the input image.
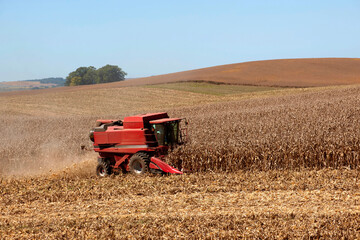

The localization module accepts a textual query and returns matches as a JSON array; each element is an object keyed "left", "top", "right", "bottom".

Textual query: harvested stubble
[
  {"left": 1, "top": 167, "right": 360, "bottom": 239},
  {"left": 168, "top": 86, "right": 360, "bottom": 171}
]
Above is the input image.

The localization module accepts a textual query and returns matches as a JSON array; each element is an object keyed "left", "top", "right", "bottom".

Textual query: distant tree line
[
  {"left": 27, "top": 77, "right": 65, "bottom": 85},
  {"left": 65, "top": 65, "right": 127, "bottom": 86}
]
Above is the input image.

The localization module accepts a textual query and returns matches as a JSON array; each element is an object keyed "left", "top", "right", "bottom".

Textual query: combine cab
[{"left": 90, "top": 112, "right": 187, "bottom": 176}]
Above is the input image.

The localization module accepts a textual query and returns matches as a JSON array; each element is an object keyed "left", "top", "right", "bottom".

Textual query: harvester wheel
[
  {"left": 96, "top": 161, "right": 112, "bottom": 177},
  {"left": 129, "top": 153, "right": 150, "bottom": 175}
]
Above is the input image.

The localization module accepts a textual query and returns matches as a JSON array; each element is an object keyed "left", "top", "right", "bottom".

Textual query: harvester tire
[
  {"left": 96, "top": 161, "right": 112, "bottom": 177},
  {"left": 129, "top": 153, "right": 150, "bottom": 175}
]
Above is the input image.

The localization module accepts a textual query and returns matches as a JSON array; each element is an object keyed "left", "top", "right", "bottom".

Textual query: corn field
[{"left": 168, "top": 86, "right": 360, "bottom": 171}]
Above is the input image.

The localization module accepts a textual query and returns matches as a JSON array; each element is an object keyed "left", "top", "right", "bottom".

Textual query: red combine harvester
[{"left": 90, "top": 112, "right": 187, "bottom": 176}]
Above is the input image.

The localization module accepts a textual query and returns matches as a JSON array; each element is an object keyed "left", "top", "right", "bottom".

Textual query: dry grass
[{"left": 1, "top": 82, "right": 360, "bottom": 238}]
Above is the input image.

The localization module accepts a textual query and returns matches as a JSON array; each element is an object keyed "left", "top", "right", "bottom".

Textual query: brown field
[
  {"left": 1, "top": 66, "right": 360, "bottom": 238},
  {"left": 121, "top": 58, "right": 360, "bottom": 88},
  {"left": 2, "top": 58, "right": 360, "bottom": 97}
]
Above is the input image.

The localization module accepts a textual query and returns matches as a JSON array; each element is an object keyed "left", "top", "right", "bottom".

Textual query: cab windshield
[{"left": 152, "top": 121, "right": 179, "bottom": 146}]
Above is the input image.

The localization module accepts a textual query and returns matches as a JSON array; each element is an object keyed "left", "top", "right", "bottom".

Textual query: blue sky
[{"left": 0, "top": 0, "right": 359, "bottom": 81}]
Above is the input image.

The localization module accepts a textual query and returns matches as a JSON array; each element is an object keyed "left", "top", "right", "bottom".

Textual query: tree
[
  {"left": 82, "top": 66, "right": 97, "bottom": 85},
  {"left": 65, "top": 66, "right": 96, "bottom": 86},
  {"left": 65, "top": 67, "right": 90, "bottom": 86},
  {"left": 65, "top": 65, "right": 127, "bottom": 86},
  {"left": 96, "top": 65, "right": 127, "bottom": 84},
  {"left": 69, "top": 76, "right": 82, "bottom": 86}
]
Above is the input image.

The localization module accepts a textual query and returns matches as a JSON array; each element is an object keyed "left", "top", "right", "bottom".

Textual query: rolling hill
[
  {"left": 1, "top": 58, "right": 360, "bottom": 97},
  {"left": 107, "top": 58, "right": 360, "bottom": 88}
]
